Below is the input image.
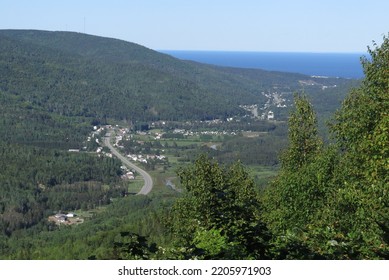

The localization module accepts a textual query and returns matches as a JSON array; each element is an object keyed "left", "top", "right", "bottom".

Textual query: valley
[
  {"left": 2, "top": 29, "right": 381, "bottom": 260},
  {"left": 103, "top": 129, "right": 153, "bottom": 195},
  {"left": 85, "top": 115, "right": 286, "bottom": 198}
]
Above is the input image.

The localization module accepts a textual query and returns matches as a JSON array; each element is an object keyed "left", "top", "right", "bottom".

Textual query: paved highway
[{"left": 104, "top": 132, "right": 153, "bottom": 195}]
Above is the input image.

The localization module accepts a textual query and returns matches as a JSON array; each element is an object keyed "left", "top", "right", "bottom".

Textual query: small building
[
  {"left": 54, "top": 213, "right": 68, "bottom": 222},
  {"left": 267, "top": 111, "right": 274, "bottom": 120},
  {"left": 66, "top": 213, "right": 76, "bottom": 218}
]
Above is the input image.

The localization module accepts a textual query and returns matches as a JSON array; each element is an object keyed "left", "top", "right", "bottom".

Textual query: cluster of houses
[
  {"left": 126, "top": 153, "right": 166, "bottom": 164},
  {"left": 120, "top": 165, "right": 135, "bottom": 180},
  {"left": 154, "top": 132, "right": 163, "bottom": 140},
  {"left": 112, "top": 128, "right": 168, "bottom": 164},
  {"left": 86, "top": 125, "right": 106, "bottom": 144},
  {"left": 168, "top": 128, "right": 237, "bottom": 137},
  {"left": 240, "top": 104, "right": 276, "bottom": 120},
  {"left": 111, "top": 127, "right": 130, "bottom": 148},
  {"left": 121, "top": 171, "right": 135, "bottom": 180}
]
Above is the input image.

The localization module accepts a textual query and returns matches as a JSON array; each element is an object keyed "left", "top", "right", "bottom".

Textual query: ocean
[{"left": 160, "top": 50, "right": 366, "bottom": 79}]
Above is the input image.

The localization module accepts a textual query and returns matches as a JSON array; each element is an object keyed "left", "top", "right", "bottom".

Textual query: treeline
[
  {"left": 159, "top": 119, "right": 281, "bottom": 133},
  {"left": 214, "top": 127, "right": 287, "bottom": 166}
]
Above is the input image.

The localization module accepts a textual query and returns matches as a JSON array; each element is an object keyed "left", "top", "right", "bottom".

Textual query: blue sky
[{"left": 1, "top": 0, "right": 387, "bottom": 52}]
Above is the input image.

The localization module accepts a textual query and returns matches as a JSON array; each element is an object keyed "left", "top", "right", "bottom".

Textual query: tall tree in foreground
[
  {"left": 281, "top": 93, "right": 322, "bottom": 172},
  {"left": 328, "top": 35, "right": 389, "bottom": 259},
  {"left": 168, "top": 155, "right": 270, "bottom": 259},
  {"left": 263, "top": 36, "right": 388, "bottom": 259},
  {"left": 263, "top": 93, "right": 325, "bottom": 229},
  {"left": 261, "top": 94, "right": 332, "bottom": 259}
]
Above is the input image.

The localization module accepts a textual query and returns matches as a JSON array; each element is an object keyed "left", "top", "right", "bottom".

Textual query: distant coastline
[{"left": 160, "top": 50, "right": 365, "bottom": 79}]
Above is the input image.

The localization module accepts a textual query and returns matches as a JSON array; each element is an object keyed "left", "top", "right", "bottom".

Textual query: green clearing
[
  {"left": 127, "top": 178, "right": 144, "bottom": 194},
  {"left": 247, "top": 165, "right": 279, "bottom": 189}
]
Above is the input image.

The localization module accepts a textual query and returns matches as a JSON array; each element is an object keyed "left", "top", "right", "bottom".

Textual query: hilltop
[{"left": 1, "top": 29, "right": 256, "bottom": 122}]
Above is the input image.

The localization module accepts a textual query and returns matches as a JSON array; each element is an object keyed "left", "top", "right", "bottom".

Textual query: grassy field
[
  {"left": 119, "top": 128, "right": 280, "bottom": 196},
  {"left": 127, "top": 178, "right": 144, "bottom": 194},
  {"left": 247, "top": 165, "right": 279, "bottom": 189}
]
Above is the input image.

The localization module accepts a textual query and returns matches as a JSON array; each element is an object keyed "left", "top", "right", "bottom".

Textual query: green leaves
[
  {"left": 169, "top": 155, "right": 270, "bottom": 259},
  {"left": 264, "top": 35, "right": 389, "bottom": 259},
  {"left": 280, "top": 93, "right": 322, "bottom": 172},
  {"left": 193, "top": 227, "right": 229, "bottom": 257},
  {"left": 113, "top": 232, "right": 154, "bottom": 260},
  {"left": 328, "top": 35, "right": 389, "bottom": 258}
]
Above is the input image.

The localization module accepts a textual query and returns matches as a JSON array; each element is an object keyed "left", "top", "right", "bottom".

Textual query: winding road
[{"left": 103, "top": 131, "right": 153, "bottom": 195}]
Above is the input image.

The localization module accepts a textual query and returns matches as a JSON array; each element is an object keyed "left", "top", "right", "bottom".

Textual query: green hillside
[
  {"left": 0, "top": 30, "right": 356, "bottom": 124},
  {"left": 0, "top": 29, "right": 256, "bottom": 122}
]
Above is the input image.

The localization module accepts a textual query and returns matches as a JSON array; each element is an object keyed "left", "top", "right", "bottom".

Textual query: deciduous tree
[{"left": 169, "top": 155, "right": 270, "bottom": 259}]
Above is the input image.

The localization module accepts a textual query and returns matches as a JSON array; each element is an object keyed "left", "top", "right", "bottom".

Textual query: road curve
[{"left": 103, "top": 132, "right": 153, "bottom": 195}]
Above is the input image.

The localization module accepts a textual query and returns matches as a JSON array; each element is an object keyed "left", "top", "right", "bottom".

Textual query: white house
[
  {"left": 267, "top": 111, "right": 274, "bottom": 120},
  {"left": 66, "top": 213, "right": 76, "bottom": 218}
]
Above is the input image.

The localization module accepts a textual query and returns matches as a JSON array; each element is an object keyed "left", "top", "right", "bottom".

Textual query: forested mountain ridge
[
  {"left": 0, "top": 29, "right": 254, "bottom": 122},
  {"left": 0, "top": 29, "right": 356, "bottom": 123}
]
